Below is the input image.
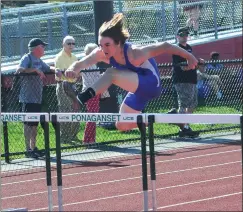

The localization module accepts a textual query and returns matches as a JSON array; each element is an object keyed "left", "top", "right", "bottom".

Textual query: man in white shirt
[{"left": 82, "top": 43, "right": 109, "bottom": 144}]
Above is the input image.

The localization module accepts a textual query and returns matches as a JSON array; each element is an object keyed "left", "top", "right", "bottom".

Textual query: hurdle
[
  {"left": 1, "top": 113, "right": 53, "bottom": 212},
  {"left": 50, "top": 113, "right": 148, "bottom": 212},
  {"left": 146, "top": 113, "right": 242, "bottom": 211}
]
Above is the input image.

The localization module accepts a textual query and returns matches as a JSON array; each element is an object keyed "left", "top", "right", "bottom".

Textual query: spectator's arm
[
  {"left": 197, "top": 58, "right": 206, "bottom": 73},
  {"left": 41, "top": 61, "right": 55, "bottom": 73},
  {"left": 198, "top": 64, "right": 205, "bottom": 73},
  {"left": 49, "top": 66, "right": 55, "bottom": 73},
  {"left": 42, "top": 61, "right": 64, "bottom": 79},
  {"left": 16, "top": 55, "right": 39, "bottom": 74},
  {"left": 16, "top": 67, "right": 39, "bottom": 74}
]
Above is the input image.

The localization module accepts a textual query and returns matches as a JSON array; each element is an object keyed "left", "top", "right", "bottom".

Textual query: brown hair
[{"left": 99, "top": 13, "right": 130, "bottom": 45}]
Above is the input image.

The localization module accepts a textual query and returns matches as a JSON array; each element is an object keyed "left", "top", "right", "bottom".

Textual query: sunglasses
[
  {"left": 178, "top": 32, "right": 189, "bottom": 37},
  {"left": 67, "top": 42, "right": 75, "bottom": 46}
]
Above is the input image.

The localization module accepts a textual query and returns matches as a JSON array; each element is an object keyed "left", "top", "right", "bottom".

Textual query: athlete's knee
[
  {"left": 105, "top": 67, "right": 117, "bottom": 74},
  {"left": 116, "top": 122, "right": 132, "bottom": 132}
]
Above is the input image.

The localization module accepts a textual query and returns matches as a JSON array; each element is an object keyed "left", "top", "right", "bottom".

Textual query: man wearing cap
[
  {"left": 16, "top": 38, "right": 62, "bottom": 158},
  {"left": 170, "top": 27, "right": 203, "bottom": 138}
]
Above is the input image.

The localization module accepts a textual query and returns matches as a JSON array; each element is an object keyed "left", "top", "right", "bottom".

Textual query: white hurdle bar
[
  {"left": 49, "top": 113, "right": 242, "bottom": 124},
  {"left": 50, "top": 112, "right": 145, "bottom": 123},
  {"left": 0, "top": 113, "right": 49, "bottom": 122},
  {"left": 145, "top": 114, "right": 242, "bottom": 124}
]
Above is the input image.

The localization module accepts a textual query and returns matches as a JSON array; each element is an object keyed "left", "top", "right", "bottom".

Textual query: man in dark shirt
[{"left": 170, "top": 27, "right": 200, "bottom": 137}]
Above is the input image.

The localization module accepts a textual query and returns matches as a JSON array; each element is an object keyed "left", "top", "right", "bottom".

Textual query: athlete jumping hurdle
[{"left": 65, "top": 13, "right": 198, "bottom": 131}]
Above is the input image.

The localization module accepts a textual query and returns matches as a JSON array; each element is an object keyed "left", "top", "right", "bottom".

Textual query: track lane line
[
  {"left": 2, "top": 149, "right": 240, "bottom": 186},
  {"left": 156, "top": 192, "right": 242, "bottom": 210},
  {"left": 29, "top": 175, "right": 242, "bottom": 211},
  {"left": 3, "top": 161, "right": 241, "bottom": 200}
]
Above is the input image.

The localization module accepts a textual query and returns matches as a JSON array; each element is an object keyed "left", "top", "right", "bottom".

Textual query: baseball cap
[
  {"left": 210, "top": 51, "right": 220, "bottom": 57},
  {"left": 28, "top": 38, "right": 48, "bottom": 48},
  {"left": 177, "top": 27, "right": 190, "bottom": 36}
]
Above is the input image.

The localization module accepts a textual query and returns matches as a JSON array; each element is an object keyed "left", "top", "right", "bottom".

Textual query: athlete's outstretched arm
[
  {"left": 65, "top": 48, "right": 108, "bottom": 79},
  {"left": 133, "top": 42, "right": 198, "bottom": 69}
]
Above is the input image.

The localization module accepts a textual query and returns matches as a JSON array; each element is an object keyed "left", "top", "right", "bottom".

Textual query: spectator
[
  {"left": 170, "top": 27, "right": 201, "bottom": 137},
  {"left": 82, "top": 43, "right": 110, "bottom": 144},
  {"left": 197, "top": 68, "right": 222, "bottom": 100},
  {"left": 15, "top": 38, "right": 61, "bottom": 158},
  {"left": 206, "top": 51, "right": 224, "bottom": 71},
  {"left": 54, "top": 35, "right": 81, "bottom": 144},
  {"left": 179, "top": 0, "right": 204, "bottom": 37},
  {"left": 60, "top": 43, "right": 110, "bottom": 144},
  {"left": 197, "top": 51, "right": 223, "bottom": 99}
]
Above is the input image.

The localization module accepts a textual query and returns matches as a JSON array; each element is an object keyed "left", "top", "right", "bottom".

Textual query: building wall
[
  {"left": 2, "top": 35, "right": 242, "bottom": 88},
  {"left": 155, "top": 36, "right": 242, "bottom": 64}
]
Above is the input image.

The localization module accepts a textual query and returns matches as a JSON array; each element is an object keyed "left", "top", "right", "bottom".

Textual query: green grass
[
  {"left": 152, "top": 106, "right": 240, "bottom": 136},
  {"left": 1, "top": 106, "right": 240, "bottom": 160}
]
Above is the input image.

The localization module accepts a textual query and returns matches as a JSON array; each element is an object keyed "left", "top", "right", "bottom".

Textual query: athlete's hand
[
  {"left": 65, "top": 67, "right": 77, "bottom": 79},
  {"left": 186, "top": 54, "right": 198, "bottom": 70}
]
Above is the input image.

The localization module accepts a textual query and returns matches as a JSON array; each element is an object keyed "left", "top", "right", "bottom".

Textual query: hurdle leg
[
  {"left": 52, "top": 115, "right": 63, "bottom": 212},
  {"left": 148, "top": 115, "right": 157, "bottom": 211},
  {"left": 240, "top": 116, "right": 243, "bottom": 167},
  {"left": 137, "top": 115, "right": 148, "bottom": 212},
  {"left": 41, "top": 115, "right": 53, "bottom": 211}
]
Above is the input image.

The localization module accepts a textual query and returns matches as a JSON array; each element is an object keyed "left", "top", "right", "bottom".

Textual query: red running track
[{"left": 1, "top": 143, "right": 242, "bottom": 211}]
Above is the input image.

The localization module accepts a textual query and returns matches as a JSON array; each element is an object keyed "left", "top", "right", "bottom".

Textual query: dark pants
[
  {"left": 21, "top": 102, "right": 57, "bottom": 131},
  {"left": 22, "top": 103, "right": 42, "bottom": 126}
]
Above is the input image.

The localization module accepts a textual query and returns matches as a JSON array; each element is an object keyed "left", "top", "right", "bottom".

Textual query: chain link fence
[
  {"left": 1, "top": 0, "right": 242, "bottom": 62},
  {"left": 1, "top": 60, "right": 242, "bottom": 163}
]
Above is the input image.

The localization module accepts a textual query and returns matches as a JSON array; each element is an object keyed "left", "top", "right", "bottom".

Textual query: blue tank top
[{"left": 109, "top": 42, "right": 160, "bottom": 87}]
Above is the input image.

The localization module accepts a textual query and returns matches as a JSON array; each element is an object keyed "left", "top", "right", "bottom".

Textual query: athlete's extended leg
[
  {"left": 116, "top": 102, "right": 141, "bottom": 131},
  {"left": 115, "top": 84, "right": 155, "bottom": 131},
  {"left": 77, "top": 68, "right": 139, "bottom": 105}
]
